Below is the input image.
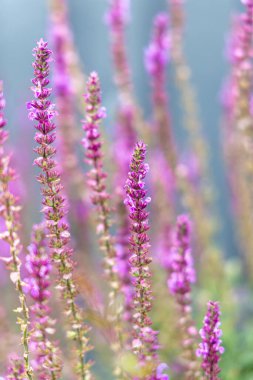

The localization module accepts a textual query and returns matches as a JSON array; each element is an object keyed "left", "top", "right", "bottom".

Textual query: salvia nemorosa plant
[
  {"left": 197, "top": 301, "right": 224, "bottom": 380},
  {"left": 145, "top": 12, "right": 176, "bottom": 169},
  {"left": 0, "top": 82, "right": 33, "bottom": 379},
  {"left": 51, "top": 0, "right": 90, "bottom": 242},
  {"left": 3, "top": 1, "right": 253, "bottom": 379},
  {"left": 125, "top": 141, "right": 168, "bottom": 378},
  {"left": 82, "top": 72, "right": 118, "bottom": 298},
  {"left": 167, "top": 215, "right": 200, "bottom": 378},
  {"left": 27, "top": 39, "right": 92, "bottom": 379},
  {"left": 26, "top": 223, "right": 62, "bottom": 379},
  {"left": 82, "top": 71, "right": 126, "bottom": 378}
]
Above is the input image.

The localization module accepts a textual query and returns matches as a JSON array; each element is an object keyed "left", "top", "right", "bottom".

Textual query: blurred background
[
  {"left": 0, "top": 1, "right": 252, "bottom": 378},
  {"left": 0, "top": 0, "right": 242, "bottom": 260}
]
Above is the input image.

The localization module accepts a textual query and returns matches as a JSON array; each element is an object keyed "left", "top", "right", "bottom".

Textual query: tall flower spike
[
  {"left": 50, "top": 0, "right": 87, "bottom": 113},
  {"left": 26, "top": 223, "right": 62, "bottom": 379},
  {"left": 167, "top": 215, "right": 199, "bottom": 379},
  {"left": 197, "top": 301, "right": 224, "bottom": 380},
  {"left": 0, "top": 82, "right": 33, "bottom": 379},
  {"left": 82, "top": 72, "right": 127, "bottom": 377},
  {"left": 7, "top": 354, "right": 26, "bottom": 380},
  {"left": 82, "top": 72, "right": 119, "bottom": 299},
  {"left": 106, "top": 0, "right": 148, "bottom": 142},
  {"left": 145, "top": 13, "right": 176, "bottom": 168},
  {"left": 114, "top": 106, "right": 137, "bottom": 324},
  {"left": 125, "top": 141, "right": 163, "bottom": 376},
  {"left": 27, "top": 39, "right": 92, "bottom": 379},
  {"left": 105, "top": 0, "right": 132, "bottom": 101},
  {"left": 51, "top": 1, "right": 91, "bottom": 250}
]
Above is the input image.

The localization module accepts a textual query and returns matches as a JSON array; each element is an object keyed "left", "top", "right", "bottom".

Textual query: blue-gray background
[{"left": 0, "top": 0, "right": 241, "bottom": 257}]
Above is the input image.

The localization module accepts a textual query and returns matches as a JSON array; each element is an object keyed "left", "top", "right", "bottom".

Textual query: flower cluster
[
  {"left": 6, "top": 354, "right": 25, "bottom": 380},
  {"left": 82, "top": 72, "right": 118, "bottom": 292},
  {"left": 28, "top": 39, "right": 92, "bottom": 379},
  {"left": 168, "top": 215, "right": 199, "bottom": 378},
  {"left": 145, "top": 13, "right": 176, "bottom": 170},
  {"left": 51, "top": 1, "right": 89, "bottom": 235},
  {"left": 0, "top": 81, "right": 7, "bottom": 130},
  {"left": 125, "top": 141, "right": 160, "bottom": 372},
  {"left": 197, "top": 301, "right": 224, "bottom": 380},
  {"left": 168, "top": 215, "right": 196, "bottom": 296},
  {"left": 114, "top": 106, "right": 137, "bottom": 323},
  {"left": 145, "top": 13, "right": 170, "bottom": 76},
  {"left": 0, "top": 84, "right": 32, "bottom": 379},
  {"left": 105, "top": 0, "right": 132, "bottom": 99},
  {"left": 26, "top": 223, "right": 62, "bottom": 379}
]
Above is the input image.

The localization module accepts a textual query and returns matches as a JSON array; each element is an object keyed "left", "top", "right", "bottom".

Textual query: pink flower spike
[
  {"left": 197, "top": 301, "right": 224, "bottom": 380},
  {"left": 28, "top": 39, "right": 92, "bottom": 379}
]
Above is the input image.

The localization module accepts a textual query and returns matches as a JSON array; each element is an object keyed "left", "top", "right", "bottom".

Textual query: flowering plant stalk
[
  {"left": 50, "top": 0, "right": 87, "bottom": 112},
  {"left": 0, "top": 82, "right": 33, "bottom": 379},
  {"left": 82, "top": 71, "right": 118, "bottom": 303},
  {"left": 125, "top": 141, "right": 164, "bottom": 377},
  {"left": 197, "top": 301, "right": 224, "bottom": 380},
  {"left": 106, "top": 0, "right": 148, "bottom": 141},
  {"left": 145, "top": 14, "right": 177, "bottom": 255},
  {"left": 222, "top": 1, "right": 253, "bottom": 280},
  {"left": 6, "top": 355, "right": 26, "bottom": 380},
  {"left": 145, "top": 13, "right": 176, "bottom": 168},
  {"left": 105, "top": 0, "right": 132, "bottom": 102},
  {"left": 51, "top": 0, "right": 90, "bottom": 240},
  {"left": 168, "top": 0, "right": 220, "bottom": 270},
  {"left": 26, "top": 223, "right": 62, "bottom": 379},
  {"left": 27, "top": 39, "right": 92, "bottom": 379},
  {"left": 113, "top": 106, "right": 137, "bottom": 325},
  {"left": 167, "top": 215, "right": 199, "bottom": 378},
  {"left": 82, "top": 73, "right": 128, "bottom": 379}
]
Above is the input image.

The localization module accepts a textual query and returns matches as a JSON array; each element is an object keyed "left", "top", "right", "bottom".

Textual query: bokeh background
[
  {"left": 0, "top": 0, "right": 242, "bottom": 260},
  {"left": 0, "top": 0, "right": 253, "bottom": 380}
]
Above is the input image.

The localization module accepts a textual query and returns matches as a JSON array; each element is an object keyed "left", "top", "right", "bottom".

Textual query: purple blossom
[
  {"left": 0, "top": 83, "right": 32, "bottom": 379},
  {"left": 196, "top": 301, "right": 224, "bottom": 380},
  {"left": 167, "top": 215, "right": 199, "bottom": 378},
  {"left": 145, "top": 13, "right": 170, "bottom": 76},
  {"left": 28, "top": 38, "right": 92, "bottom": 379},
  {"left": 168, "top": 215, "right": 196, "bottom": 297},
  {"left": 82, "top": 72, "right": 118, "bottom": 286},
  {"left": 0, "top": 82, "right": 7, "bottom": 130},
  {"left": 6, "top": 354, "right": 25, "bottom": 380},
  {"left": 105, "top": 0, "right": 130, "bottom": 26},
  {"left": 125, "top": 141, "right": 161, "bottom": 372},
  {"left": 154, "top": 363, "right": 169, "bottom": 380},
  {"left": 51, "top": 3, "right": 90, "bottom": 238},
  {"left": 26, "top": 223, "right": 62, "bottom": 379},
  {"left": 145, "top": 13, "right": 176, "bottom": 168},
  {"left": 105, "top": 0, "right": 132, "bottom": 96},
  {"left": 114, "top": 105, "right": 137, "bottom": 323}
]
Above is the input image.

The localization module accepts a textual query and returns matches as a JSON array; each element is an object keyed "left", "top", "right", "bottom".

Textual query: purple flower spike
[
  {"left": 125, "top": 142, "right": 163, "bottom": 373},
  {"left": 168, "top": 214, "right": 195, "bottom": 296},
  {"left": 0, "top": 82, "right": 7, "bottom": 130},
  {"left": 145, "top": 13, "right": 176, "bottom": 168},
  {"left": 82, "top": 72, "right": 118, "bottom": 289},
  {"left": 51, "top": 3, "right": 90, "bottom": 239},
  {"left": 197, "top": 302, "right": 224, "bottom": 380},
  {"left": 145, "top": 13, "right": 170, "bottom": 76},
  {"left": 28, "top": 39, "right": 92, "bottom": 379},
  {"left": 106, "top": 0, "right": 132, "bottom": 98},
  {"left": 7, "top": 354, "right": 25, "bottom": 380},
  {"left": 0, "top": 83, "right": 33, "bottom": 379},
  {"left": 26, "top": 223, "right": 62, "bottom": 379},
  {"left": 167, "top": 215, "right": 199, "bottom": 378}
]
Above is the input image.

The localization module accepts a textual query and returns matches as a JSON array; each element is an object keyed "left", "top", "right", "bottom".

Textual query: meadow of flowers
[{"left": 0, "top": 0, "right": 253, "bottom": 379}]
